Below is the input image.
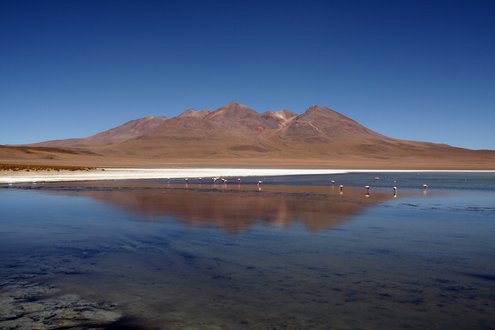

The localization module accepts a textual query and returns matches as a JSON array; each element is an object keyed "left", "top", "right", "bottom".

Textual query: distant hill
[{"left": 2, "top": 102, "right": 494, "bottom": 169}]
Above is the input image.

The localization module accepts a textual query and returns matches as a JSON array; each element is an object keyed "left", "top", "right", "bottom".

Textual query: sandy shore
[{"left": 1, "top": 168, "right": 494, "bottom": 184}]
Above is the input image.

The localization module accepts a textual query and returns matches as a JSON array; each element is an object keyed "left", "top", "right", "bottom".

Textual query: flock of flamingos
[{"left": 172, "top": 176, "right": 430, "bottom": 197}]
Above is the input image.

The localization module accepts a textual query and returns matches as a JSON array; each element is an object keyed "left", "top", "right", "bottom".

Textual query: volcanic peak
[
  {"left": 177, "top": 109, "right": 211, "bottom": 119},
  {"left": 205, "top": 102, "right": 258, "bottom": 120}
]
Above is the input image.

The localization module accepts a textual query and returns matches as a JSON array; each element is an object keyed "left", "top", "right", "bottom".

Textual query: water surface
[{"left": 1, "top": 173, "right": 494, "bottom": 329}]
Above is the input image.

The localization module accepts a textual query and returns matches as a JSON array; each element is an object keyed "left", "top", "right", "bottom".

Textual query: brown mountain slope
[
  {"left": 2, "top": 102, "right": 495, "bottom": 169},
  {"left": 266, "top": 105, "right": 387, "bottom": 151},
  {"left": 108, "top": 103, "right": 281, "bottom": 157},
  {"left": 285, "top": 106, "right": 382, "bottom": 140},
  {"left": 261, "top": 110, "right": 297, "bottom": 129},
  {"left": 34, "top": 116, "right": 168, "bottom": 148},
  {"left": 177, "top": 109, "right": 211, "bottom": 119}
]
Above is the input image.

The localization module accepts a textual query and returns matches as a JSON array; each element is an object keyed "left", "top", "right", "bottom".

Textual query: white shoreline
[{"left": 1, "top": 168, "right": 494, "bottom": 184}]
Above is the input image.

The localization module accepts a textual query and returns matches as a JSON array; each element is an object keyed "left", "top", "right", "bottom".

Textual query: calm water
[{"left": 1, "top": 173, "right": 494, "bottom": 329}]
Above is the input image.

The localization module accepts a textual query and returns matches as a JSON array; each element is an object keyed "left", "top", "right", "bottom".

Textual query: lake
[{"left": 1, "top": 172, "right": 494, "bottom": 329}]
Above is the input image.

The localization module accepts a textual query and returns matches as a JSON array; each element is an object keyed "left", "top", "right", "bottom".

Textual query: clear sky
[{"left": 1, "top": 0, "right": 494, "bottom": 150}]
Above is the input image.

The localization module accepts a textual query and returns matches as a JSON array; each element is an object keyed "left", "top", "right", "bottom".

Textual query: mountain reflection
[{"left": 43, "top": 183, "right": 393, "bottom": 233}]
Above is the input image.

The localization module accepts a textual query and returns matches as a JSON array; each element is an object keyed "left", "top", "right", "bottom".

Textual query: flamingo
[
  {"left": 257, "top": 180, "right": 263, "bottom": 190},
  {"left": 422, "top": 184, "right": 428, "bottom": 195}
]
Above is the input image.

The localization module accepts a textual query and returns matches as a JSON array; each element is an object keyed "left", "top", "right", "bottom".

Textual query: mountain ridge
[{"left": 2, "top": 102, "right": 495, "bottom": 169}]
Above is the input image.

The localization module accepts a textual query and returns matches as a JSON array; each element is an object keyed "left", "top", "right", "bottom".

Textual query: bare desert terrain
[{"left": 1, "top": 103, "right": 494, "bottom": 170}]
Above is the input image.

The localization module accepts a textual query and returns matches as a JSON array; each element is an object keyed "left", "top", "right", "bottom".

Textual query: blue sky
[{"left": 1, "top": 0, "right": 494, "bottom": 149}]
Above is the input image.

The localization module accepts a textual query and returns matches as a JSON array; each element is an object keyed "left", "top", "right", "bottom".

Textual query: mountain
[
  {"left": 34, "top": 116, "right": 168, "bottom": 147},
  {"left": 177, "top": 109, "right": 211, "bottom": 119},
  {"left": 2, "top": 102, "right": 494, "bottom": 169}
]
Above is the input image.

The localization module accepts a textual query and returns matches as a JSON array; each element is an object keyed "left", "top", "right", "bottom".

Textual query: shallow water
[{"left": 1, "top": 173, "right": 494, "bottom": 329}]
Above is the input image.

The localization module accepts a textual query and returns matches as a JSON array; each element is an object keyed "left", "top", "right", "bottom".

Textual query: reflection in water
[
  {"left": 44, "top": 183, "right": 394, "bottom": 233},
  {"left": 2, "top": 176, "right": 494, "bottom": 329}
]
